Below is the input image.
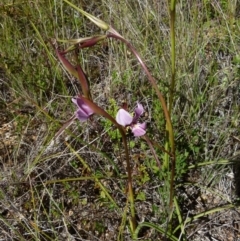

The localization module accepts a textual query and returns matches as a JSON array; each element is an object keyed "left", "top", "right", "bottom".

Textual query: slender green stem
[
  {"left": 120, "top": 130, "right": 137, "bottom": 231},
  {"left": 168, "top": 1, "right": 176, "bottom": 114},
  {"left": 81, "top": 97, "right": 136, "bottom": 231},
  {"left": 168, "top": 0, "right": 176, "bottom": 210},
  {"left": 168, "top": 11, "right": 176, "bottom": 115}
]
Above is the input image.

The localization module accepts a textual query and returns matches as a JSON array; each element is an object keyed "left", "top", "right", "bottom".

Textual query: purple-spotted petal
[
  {"left": 72, "top": 97, "right": 94, "bottom": 122},
  {"left": 131, "top": 122, "right": 146, "bottom": 137},
  {"left": 116, "top": 109, "right": 133, "bottom": 126}
]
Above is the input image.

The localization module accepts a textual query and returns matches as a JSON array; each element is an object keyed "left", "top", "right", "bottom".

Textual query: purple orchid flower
[
  {"left": 116, "top": 103, "right": 146, "bottom": 137},
  {"left": 72, "top": 97, "right": 94, "bottom": 121}
]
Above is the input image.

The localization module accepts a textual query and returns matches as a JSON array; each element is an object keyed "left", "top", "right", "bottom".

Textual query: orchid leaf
[
  {"left": 56, "top": 49, "right": 78, "bottom": 79},
  {"left": 76, "top": 65, "right": 91, "bottom": 99},
  {"left": 79, "top": 35, "right": 106, "bottom": 48},
  {"left": 57, "top": 36, "right": 94, "bottom": 44},
  {"left": 54, "top": 114, "right": 76, "bottom": 139},
  {"left": 56, "top": 50, "right": 91, "bottom": 99},
  {"left": 63, "top": 0, "right": 109, "bottom": 30},
  {"left": 58, "top": 35, "right": 106, "bottom": 49}
]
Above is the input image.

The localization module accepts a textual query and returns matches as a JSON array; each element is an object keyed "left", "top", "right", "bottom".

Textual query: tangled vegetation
[{"left": 0, "top": 0, "right": 240, "bottom": 240}]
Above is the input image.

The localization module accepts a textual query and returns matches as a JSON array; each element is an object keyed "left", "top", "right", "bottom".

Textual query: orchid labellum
[{"left": 116, "top": 103, "right": 146, "bottom": 137}]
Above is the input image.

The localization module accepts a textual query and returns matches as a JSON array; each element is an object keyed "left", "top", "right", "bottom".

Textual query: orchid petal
[
  {"left": 116, "top": 109, "right": 133, "bottom": 126},
  {"left": 132, "top": 103, "right": 144, "bottom": 123},
  {"left": 131, "top": 123, "right": 146, "bottom": 137},
  {"left": 72, "top": 97, "right": 81, "bottom": 107},
  {"left": 75, "top": 109, "right": 90, "bottom": 121},
  {"left": 72, "top": 97, "right": 94, "bottom": 121}
]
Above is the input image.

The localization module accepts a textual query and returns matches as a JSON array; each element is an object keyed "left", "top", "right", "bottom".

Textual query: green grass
[{"left": 0, "top": 0, "right": 240, "bottom": 240}]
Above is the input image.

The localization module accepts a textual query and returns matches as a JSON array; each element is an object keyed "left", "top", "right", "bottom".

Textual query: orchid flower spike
[
  {"left": 72, "top": 97, "right": 94, "bottom": 121},
  {"left": 116, "top": 103, "right": 146, "bottom": 137}
]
